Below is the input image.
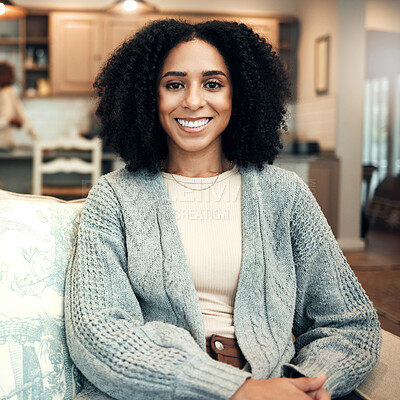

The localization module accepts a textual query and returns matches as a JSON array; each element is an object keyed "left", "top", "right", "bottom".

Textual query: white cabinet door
[
  {"left": 50, "top": 12, "right": 103, "bottom": 94},
  {"left": 103, "top": 16, "right": 144, "bottom": 58}
]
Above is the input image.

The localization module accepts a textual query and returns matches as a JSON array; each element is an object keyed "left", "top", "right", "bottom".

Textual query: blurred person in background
[{"left": 0, "top": 61, "right": 38, "bottom": 150}]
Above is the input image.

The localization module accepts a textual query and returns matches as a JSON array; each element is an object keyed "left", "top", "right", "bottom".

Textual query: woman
[
  {"left": 65, "top": 19, "right": 381, "bottom": 400},
  {"left": 0, "top": 61, "right": 37, "bottom": 150}
]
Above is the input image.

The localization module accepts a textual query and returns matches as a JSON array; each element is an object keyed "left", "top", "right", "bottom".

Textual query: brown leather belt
[{"left": 206, "top": 334, "right": 247, "bottom": 369}]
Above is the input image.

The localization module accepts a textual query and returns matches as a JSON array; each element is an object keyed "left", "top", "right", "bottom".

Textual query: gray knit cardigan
[{"left": 65, "top": 165, "right": 381, "bottom": 400}]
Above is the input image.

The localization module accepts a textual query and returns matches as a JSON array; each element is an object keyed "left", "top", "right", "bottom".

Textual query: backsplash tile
[{"left": 14, "top": 97, "right": 96, "bottom": 145}]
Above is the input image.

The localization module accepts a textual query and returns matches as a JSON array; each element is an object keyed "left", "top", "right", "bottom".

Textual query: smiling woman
[{"left": 65, "top": 18, "right": 381, "bottom": 400}]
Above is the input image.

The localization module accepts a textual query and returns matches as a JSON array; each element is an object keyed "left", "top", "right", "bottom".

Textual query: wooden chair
[{"left": 32, "top": 137, "right": 102, "bottom": 199}]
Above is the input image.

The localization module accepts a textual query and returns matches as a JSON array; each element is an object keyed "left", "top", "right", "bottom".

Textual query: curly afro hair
[{"left": 94, "top": 19, "right": 291, "bottom": 173}]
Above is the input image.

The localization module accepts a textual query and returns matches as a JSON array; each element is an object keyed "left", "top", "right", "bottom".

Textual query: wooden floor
[{"left": 343, "top": 229, "right": 400, "bottom": 336}]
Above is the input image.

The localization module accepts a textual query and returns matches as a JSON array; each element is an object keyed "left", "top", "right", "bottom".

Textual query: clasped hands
[{"left": 231, "top": 373, "right": 331, "bottom": 400}]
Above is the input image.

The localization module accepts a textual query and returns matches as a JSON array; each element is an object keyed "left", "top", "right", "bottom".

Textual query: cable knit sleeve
[
  {"left": 282, "top": 176, "right": 382, "bottom": 396},
  {"left": 64, "top": 177, "right": 250, "bottom": 400}
]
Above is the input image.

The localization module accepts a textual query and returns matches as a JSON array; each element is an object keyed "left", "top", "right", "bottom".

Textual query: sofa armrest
[
  {"left": 356, "top": 329, "right": 400, "bottom": 400},
  {"left": 0, "top": 189, "right": 85, "bottom": 399}
]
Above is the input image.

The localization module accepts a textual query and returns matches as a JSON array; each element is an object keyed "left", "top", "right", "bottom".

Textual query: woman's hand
[
  {"left": 231, "top": 374, "right": 330, "bottom": 400},
  {"left": 307, "top": 386, "right": 331, "bottom": 400}
]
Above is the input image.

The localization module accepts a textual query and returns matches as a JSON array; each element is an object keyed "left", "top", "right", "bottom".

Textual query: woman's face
[{"left": 157, "top": 39, "right": 232, "bottom": 158}]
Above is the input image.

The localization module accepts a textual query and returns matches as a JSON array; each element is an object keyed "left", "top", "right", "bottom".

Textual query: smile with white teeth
[{"left": 176, "top": 118, "right": 211, "bottom": 128}]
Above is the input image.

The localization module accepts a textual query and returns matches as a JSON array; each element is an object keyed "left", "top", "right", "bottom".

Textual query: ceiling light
[
  {"left": 124, "top": 1, "right": 137, "bottom": 11},
  {"left": 108, "top": 0, "right": 158, "bottom": 14},
  {"left": 0, "top": 0, "right": 26, "bottom": 20}
]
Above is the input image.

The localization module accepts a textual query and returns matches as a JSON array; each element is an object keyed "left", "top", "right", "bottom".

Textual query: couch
[{"left": 0, "top": 189, "right": 399, "bottom": 400}]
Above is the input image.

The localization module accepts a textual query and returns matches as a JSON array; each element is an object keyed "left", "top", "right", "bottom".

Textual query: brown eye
[
  {"left": 166, "top": 82, "right": 184, "bottom": 90},
  {"left": 204, "top": 81, "right": 222, "bottom": 89}
]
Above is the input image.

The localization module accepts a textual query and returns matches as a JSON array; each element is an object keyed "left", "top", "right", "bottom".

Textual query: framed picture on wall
[{"left": 315, "top": 35, "right": 330, "bottom": 95}]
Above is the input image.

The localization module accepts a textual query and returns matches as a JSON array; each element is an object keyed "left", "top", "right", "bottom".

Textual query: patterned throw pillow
[{"left": 0, "top": 191, "right": 84, "bottom": 400}]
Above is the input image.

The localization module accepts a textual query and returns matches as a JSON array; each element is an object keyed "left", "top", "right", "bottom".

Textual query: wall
[
  {"left": 295, "top": 0, "right": 338, "bottom": 150},
  {"left": 366, "top": 30, "right": 400, "bottom": 78},
  {"left": 336, "top": 0, "right": 366, "bottom": 249},
  {"left": 366, "top": 0, "right": 400, "bottom": 33},
  {"left": 295, "top": 0, "right": 366, "bottom": 249}
]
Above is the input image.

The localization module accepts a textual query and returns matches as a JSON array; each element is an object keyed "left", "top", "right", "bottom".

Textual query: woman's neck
[{"left": 163, "top": 153, "right": 231, "bottom": 178}]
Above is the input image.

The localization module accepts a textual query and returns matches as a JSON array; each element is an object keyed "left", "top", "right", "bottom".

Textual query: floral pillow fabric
[{"left": 0, "top": 196, "right": 84, "bottom": 400}]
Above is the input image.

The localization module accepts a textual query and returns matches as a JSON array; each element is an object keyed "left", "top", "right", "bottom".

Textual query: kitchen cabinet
[
  {"left": 50, "top": 12, "right": 155, "bottom": 94},
  {"left": 0, "top": 19, "right": 22, "bottom": 89},
  {"left": 1, "top": 11, "right": 297, "bottom": 96},
  {"left": 103, "top": 15, "right": 148, "bottom": 58},
  {"left": 49, "top": 12, "right": 296, "bottom": 95},
  {"left": 0, "top": 13, "right": 50, "bottom": 97},
  {"left": 159, "top": 14, "right": 280, "bottom": 49},
  {"left": 24, "top": 14, "right": 50, "bottom": 96},
  {"left": 50, "top": 13, "right": 103, "bottom": 94}
]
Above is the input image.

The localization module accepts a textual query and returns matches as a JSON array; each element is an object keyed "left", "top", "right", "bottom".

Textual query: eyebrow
[{"left": 160, "top": 70, "right": 228, "bottom": 79}]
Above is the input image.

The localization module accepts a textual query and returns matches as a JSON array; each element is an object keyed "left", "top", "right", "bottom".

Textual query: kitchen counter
[
  {"left": 0, "top": 147, "right": 122, "bottom": 194},
  {"left": 277, "top": 152, "right": 339, "bottom": 235},
  {"left": 0, "top": 148, "right": 118, "bottom": 161}
]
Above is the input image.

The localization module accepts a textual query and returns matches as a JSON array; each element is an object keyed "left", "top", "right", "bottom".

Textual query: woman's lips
[{"left": 175, "top": 118, "right": 212, "bottom": 132}]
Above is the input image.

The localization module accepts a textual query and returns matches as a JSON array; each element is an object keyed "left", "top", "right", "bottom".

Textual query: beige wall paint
[
  {"left": 336, "top": 0, "right": 366, "bottom": 249},
  {"left": 295, "top": 0, "right": 338, "bottom": 150},
  {"left": 366, "top": 0, "right": 400, "bottom": 32},
  {"left": 296, "top": 0, "right": 367, "bottom": 249}
]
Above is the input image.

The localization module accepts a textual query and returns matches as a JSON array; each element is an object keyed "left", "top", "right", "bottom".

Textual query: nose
[{"left": 183, "top": 85, "right": 206, "bottom": 110}]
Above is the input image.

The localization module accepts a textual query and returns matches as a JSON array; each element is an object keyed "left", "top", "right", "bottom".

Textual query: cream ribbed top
[{"left": 162, "top": 166, "right": 242, "bottom": 338}]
